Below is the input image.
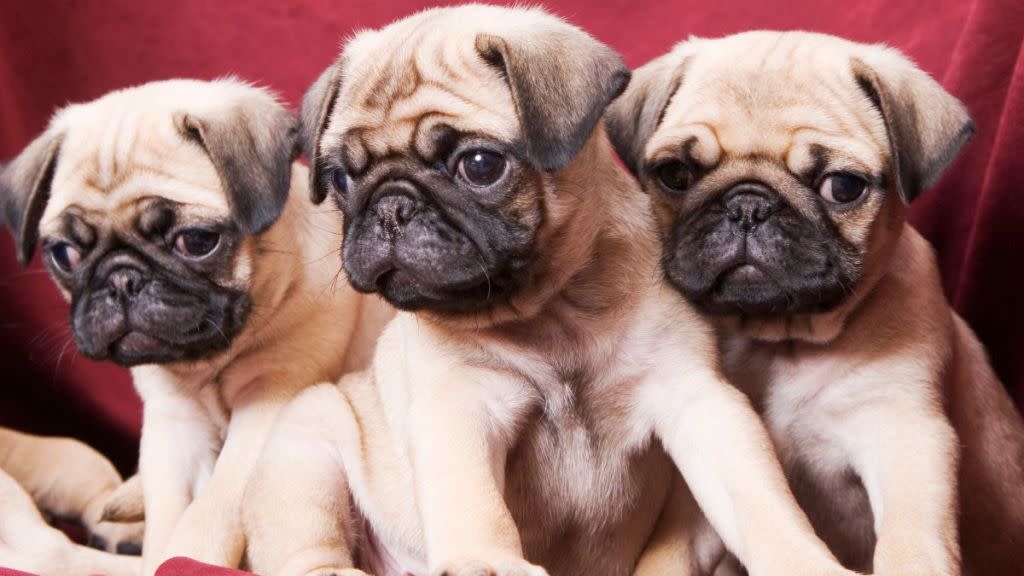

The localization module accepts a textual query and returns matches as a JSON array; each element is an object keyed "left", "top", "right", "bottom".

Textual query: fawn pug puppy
[
  {"left": 0, "top": 79, "right": 393, "bottom": 574},
  {"left": 0, "top": 428, "right": 139, "bottom": 575},
  {"left": 606, "top": 31, "right": 1024, "bottom": 575},
  {"left": 242, "top": 7, "right": 858, "bottom": 576}
]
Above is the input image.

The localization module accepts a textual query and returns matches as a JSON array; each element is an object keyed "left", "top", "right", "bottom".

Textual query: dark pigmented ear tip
[
  {"left": 309, "top": 171, "right": 329, "bottom": 205},
  {"left": 288, "top": 119, "right": 303, "bottom": 162},
  {"left": 610, "top": 68, "right": 632, "bottom": 102},
  {"left": 3, "top": 136, "right": 62, "bottom": 266},
  {"left": 16, "top": 233, "right": 36, "bottom": 266}
]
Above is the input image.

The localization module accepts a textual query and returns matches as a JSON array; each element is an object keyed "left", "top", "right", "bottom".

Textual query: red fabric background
[{"left": 0, "top": 0, "right": 1022, "bottom": 479}]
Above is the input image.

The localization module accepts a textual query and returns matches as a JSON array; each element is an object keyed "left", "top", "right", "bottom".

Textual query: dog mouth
[
  {"left": 685, "top": 257, "right": 849, "bottom": 317},
  {"left": 700, "top": 261, "right": 791, "bottom": 316},
  {"left": 372, "top": 266, "right": 512, "bottom": 313},
  {"left": 111, "top": 330, "right": 171, "bottom": 361},
  {"left": 93, "top": 319, "right": 234, "bottom": 366},
  {"left": 73, "top": 295, "right": 249, "bottom": 367},
  {"left": 719, "top": 263, "right": 772, "bottom": 285}
]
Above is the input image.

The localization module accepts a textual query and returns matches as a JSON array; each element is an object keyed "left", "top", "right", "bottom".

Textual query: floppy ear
[
  {"left": 851, "top": 49, "right": 974, "bottom": 203},
  {"left": 300, "top": 60, "right": 344, "bottom": 205},
  {"left": 175, "top": 100, "right": 299, "bottom": 235},
  {"left": 0, "top": 130, "right": 63, "bottom": 265},
  {"left": 475, "top": 23, "right": 631, "bottom": 172},
  {"left": 605, "top": 52, "right": 688, "bottom": 176}
]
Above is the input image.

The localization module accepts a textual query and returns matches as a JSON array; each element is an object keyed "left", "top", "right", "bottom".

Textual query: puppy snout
[
  {"left": 107, "top": 266, "right": 146, "bottom": 298},
  {"left": 375, "top": 193, "right": 420, "bottom": 238},
  {"left": 724, "top": 183, "right": 777, "bottom": 232}
]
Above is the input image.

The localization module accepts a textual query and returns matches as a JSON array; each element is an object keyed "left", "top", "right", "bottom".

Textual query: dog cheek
[
  {"left": 72, "top": 294, "right": 127, "bottom": 358},
  {"left": 342, "top": 219, "right": 396, "bottom": 293},
  {"left": 395, "top": 219, "right": 479, "bottom": 286},
  {"left": 667, "top": 214, "right": 733, "bottom": 294}
]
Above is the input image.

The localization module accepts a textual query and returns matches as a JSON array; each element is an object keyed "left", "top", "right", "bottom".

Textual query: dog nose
[
  {"left": 107, "top": 267, "right": 145, "bottom": 298},
  {"left": 375, "top": 194, "right": 419, "bottom": 237},
  {"left": 724, "top": 183, "right": 777, "bottom": 233}
]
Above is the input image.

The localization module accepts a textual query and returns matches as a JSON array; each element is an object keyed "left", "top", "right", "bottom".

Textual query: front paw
[
  {"left": 434, "top": 558, "right": 549, "bottom": 576},
  {"left": 86, "top": 520, "right": 144, "bottom": 555},
  {"left": 84, "top": 474, "right": 145, "bottom": 555}
]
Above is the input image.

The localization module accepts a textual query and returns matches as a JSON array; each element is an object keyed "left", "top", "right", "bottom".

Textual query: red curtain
[{"left": 1, "top": 0, "right": 1021, "bottom": 473}]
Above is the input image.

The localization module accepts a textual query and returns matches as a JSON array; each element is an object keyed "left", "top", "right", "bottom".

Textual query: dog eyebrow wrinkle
[
  {"left": 62, "top": 212, "right": 97, "bottom": 247},
  {"left": 412, "top": 122, "right": 460, "bottom": 165},
  {"left": 328, "top": 135, "right": 369, "bottom": 176}
]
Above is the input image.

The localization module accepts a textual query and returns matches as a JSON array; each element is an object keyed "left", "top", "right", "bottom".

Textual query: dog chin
[
  {"left": 78, "top": 327, "right": 239, "bottom": 367},
  {"left": 369, "top": 268, "right": 510, "bottom": 314},
  {"left": 673, "top": 262, "right": 848, "bottom": 318},
  {"left": 107, "top": 331, "right": 192, "bottom": 366}
]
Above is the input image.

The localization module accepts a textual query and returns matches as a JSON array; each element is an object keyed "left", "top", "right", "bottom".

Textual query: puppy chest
[
  {"left": 502, "top": 376, "right": 669, "bottom": 546},
  {"left": 748, "top": 355, "right": 878, "bottom": 568}
]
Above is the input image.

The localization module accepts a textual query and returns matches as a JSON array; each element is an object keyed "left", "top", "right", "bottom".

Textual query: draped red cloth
[
  {"left": 155, "top": 559, "right": 249, "bottom": 576},
  {"left": 0, "top": 0, "right": 1021, "bottom": 571}
]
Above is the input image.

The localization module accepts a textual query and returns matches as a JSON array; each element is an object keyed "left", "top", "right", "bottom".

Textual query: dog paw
[
  {"left": 86, "top": 520, "right": 144, "bottom": 555},
  {"left": 98, "top": 474, "right": 145, "bottom": 524},
  {"left": 434, "top": 558, "right": 549, "bottom": 576}
]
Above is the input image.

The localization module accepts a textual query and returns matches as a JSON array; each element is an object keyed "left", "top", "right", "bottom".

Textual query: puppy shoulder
[
  {"left": 639, "top": 284, "right": 719, "bottom": 362},
  {"left": 842, "top": 225, "right": 953, "bottom": 369},
  {"left": 884, "top": 225, "right": 948, "bottom": 314}
]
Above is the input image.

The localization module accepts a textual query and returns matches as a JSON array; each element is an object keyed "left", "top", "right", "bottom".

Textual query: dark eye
[
  {"left": 50, "top": 242, "right": 81, "bottom": 273},
  {"left": 654, "top": 161, "right": 693, "bottom": 194},
  {"left": 457, "top": 150, "right": 507, "bottom": 187},
  {"left": 332, "top": 168, "right": 349, "bottom": 194},
  {"left": 174, "top": 229, "right": 221, "bottom": 259},
  {"left": 819, "top": 173, "right": 869, "bottom": 204}
]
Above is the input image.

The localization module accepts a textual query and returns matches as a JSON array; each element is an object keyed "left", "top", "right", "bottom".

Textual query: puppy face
[
  {"left": 607, "top": 32, "right": 972, "bottom": 338},
  {"left": 1, "top": 80, "right": 297, "bottom": 366},
  {"left": 303, "top": 5, "right": 629, "bottom": 316}
]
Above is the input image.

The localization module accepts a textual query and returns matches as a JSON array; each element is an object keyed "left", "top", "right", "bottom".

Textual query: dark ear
[
  {"left": 475, "top": 25, "right": 631, "bottom": 172},
  {"left": 605, "top": 52, "right": 688, "bottom": 176},
  {"left": 175, "top": 101, "right": 298, "bottom": 235},
  {"left": 851, "top": 50, "right": 974, "bottom": 203},
  {"left": 0, "top": 130, "right": 63, "bottom": 265},
  {"left": 300, "top": 60, "right": 344, "bottom": 205}
]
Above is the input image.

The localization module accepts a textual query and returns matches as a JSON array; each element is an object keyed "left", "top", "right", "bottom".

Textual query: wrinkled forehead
[
  {"left": 323, "top": 17, "right": 519, "bottom": 163},
  {"left": 39, "top": 105, "right": 227, "bottom": 236},
  {"left": 652, "top": 35, "right": 889, "bottom": 164}
]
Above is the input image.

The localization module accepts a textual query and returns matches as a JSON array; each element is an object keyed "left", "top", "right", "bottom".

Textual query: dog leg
[
  {"left": 0, "top": 468, "right": 140, "bottom": 576},
  {"left": 645, "top": 367, "right": 856, "bottom": 576},
  {"left": 101, "top": 473, "right": 145, "bottom": 523},
  {"left": 159, "top": 379, "right": 307, "bottom": 570},
  {"left": 0, "top": 428, "right": 119, "bottom": 526},
  {"left": 0, "top": 427, "right": 144, "bottom": 555},
  {"left": 244, "top": 383, "right": 368, "bottom": 576},
  {"left": 844, "top": 404, "right": 960, "bottom": 576},
  {"left": 633, "top": 475, "right": 724, "bottom": 576},
  {"left": 138, "top": 390, "right": 220, "bottom": 575},
  {"left": 410, "top": 367, "right": 546, "bottom": 576}
]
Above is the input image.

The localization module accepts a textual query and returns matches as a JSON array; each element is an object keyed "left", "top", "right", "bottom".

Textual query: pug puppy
[
  {"left": 606, "top": 31, "right": 1024, "bottom": 575},
  {"left": 0, "top": 428, "right": 140, "bottom": 575},
  {"left": 0, "top": 79, "right": 394, "bottom": 575},
  {"left": 241, "top": 7, "right": 858, "bottom": 576}
]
